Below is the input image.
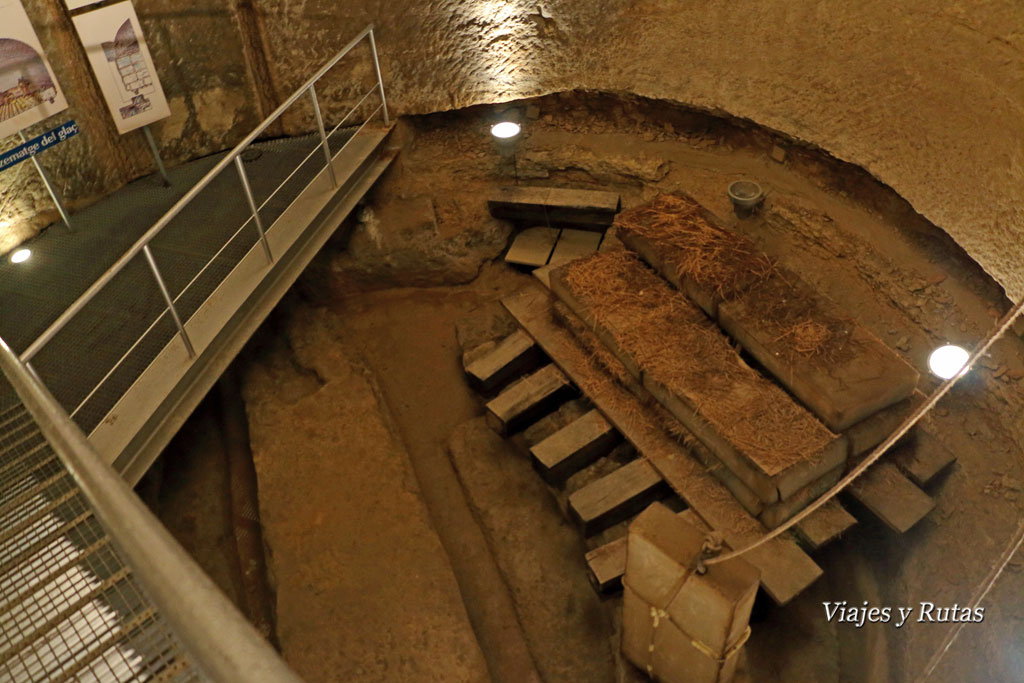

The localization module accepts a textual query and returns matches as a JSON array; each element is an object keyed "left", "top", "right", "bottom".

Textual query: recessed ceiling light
[
  {"left": 928, "top": 344, "right": 970, "bottom": 379},
  {"left": 10, "top": 249, "right": 30, "bottom": 264},
  {"left": 491, "top": 121, "right": 521, "bottom": 139}
]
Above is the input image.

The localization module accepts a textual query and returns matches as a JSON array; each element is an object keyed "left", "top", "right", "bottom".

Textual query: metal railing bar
[
  {"left": 234, "top": 157, "right": 274, "bottom": 263},
  {"left": 170, "top": 218, "right": 261, "bottom": 308},
  {"left": 325, "top": 103, "right": 384, "bottom": 171},
  {"left": 68, "top": 310, "right": 176, "bottom": 421},
  {"left": 368, "top": 28, "right": 390, "bottom": 126},
  {"left": 255, "top": 137, "right": 334, "bottom": 214},
  {"left": 142, "top": 246, "right": 196, "bottom": 360},
  {"left": 325, "top": 85, "right": 378, "bottom": 141},
  {"left": 309, "top": 85, "right": 337, "bottom": 187},
  {"left": 0, "top": 336, "right": 305, "bottom": 683},
  {"left": 20, "top": 24, "right": 380, "bottom": 364}
]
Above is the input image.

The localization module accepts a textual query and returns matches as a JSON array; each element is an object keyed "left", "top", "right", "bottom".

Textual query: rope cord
[{"left": 706, "top": 295, "right": 1024, "bottom": 566}]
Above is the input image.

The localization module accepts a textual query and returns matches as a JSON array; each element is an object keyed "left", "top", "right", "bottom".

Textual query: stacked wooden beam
[{"left": 549, "top": 252, "right": 846, "bottom": 528}]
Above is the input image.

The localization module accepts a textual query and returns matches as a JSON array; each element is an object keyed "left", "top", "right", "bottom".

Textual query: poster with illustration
[
  {"left": 73, "top": 1, "right": 169, "bottom": 134},
  {"left": 0, "top": 0, "right": 69, "bottom": 140}
]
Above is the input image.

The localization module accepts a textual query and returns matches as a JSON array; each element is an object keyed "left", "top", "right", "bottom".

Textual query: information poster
[
  {"left": 73, "top": 1, "right": 169, "bottom": 135},
  {"left": 0, "top": 0, "right": 69, "bottom": 139}
]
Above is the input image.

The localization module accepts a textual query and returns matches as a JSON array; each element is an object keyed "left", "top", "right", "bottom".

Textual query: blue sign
[{"left": 0, "top": 121, "right": 79, "bottom": 172}]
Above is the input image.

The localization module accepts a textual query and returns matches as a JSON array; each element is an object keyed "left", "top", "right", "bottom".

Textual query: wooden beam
[
  {"left": 485, "top": 364, "right": 575, "bottom": 436},
  {"left": 794, "top": 499, "right": 857, "bottom": 551},
  {"left": 464, "top": 330, "right": 543, "bottom": 395},
  {"left": 892, "top": 426, "right": 957, "bottom": 487},
  {"left": 585, "top": 509, "right": 712, "bottom": 595},
  {"left": 488, "top": 186, "right": 621, "bottom": 229},
  {"left": 848, "top": 462, "right": 935, "bottom": 533},
  {"left": 568, "top": 458, "right": 670, "bottom": 535},
  {"left": 504, "top": 226, "right": 559, "bottom": 267},
  {"left": 549, "top": 257, "right": 847, "bottom": 503},
  {"left": 530, "top": 409, "right": 620, "bottom": 484},
  {"left": 505, "top": 287, "right": 823, "bottom": 605},
  {"left": 549, "top": 229, "right": 602, "bottom": 266}
]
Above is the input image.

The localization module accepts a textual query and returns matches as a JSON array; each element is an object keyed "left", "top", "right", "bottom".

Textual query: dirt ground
[{"left": 153, "top": 92, "right": 1024, "bottom": 682}]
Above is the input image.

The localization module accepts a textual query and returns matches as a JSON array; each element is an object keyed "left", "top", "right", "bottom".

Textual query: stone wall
[{"left": 3, "top": 0, "right": 1022, "bottom": 299}]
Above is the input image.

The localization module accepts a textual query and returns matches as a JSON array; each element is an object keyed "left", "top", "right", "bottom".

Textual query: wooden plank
[
  {"left": 485, "top": 364, "right": 575, "bottom": 436},
  {"left": 549, "top": 229, "right": 603, "bottom": 266},
  {"left": 530, "top": 409, "right": 620, "bottom": 484},
  {"left": 488, "top": 186, "right": 621, "bottom": 229},
  {"left": 718, "top": 274, "right": 919, "bottom": 431},
  {"left": 891, "top": 426, "right": 957, "bottom": 487},
  {"left": 585, "top": 509, "right": 713, "bottom": 595},
  {"left": 794, "top": 499, "right": 857, "bottom": 551},
  {"left": 532, "top": 264, "right": 556, "bottom": 289},
  {"left": 848, "top": 462, "right": 935, "bottom": 533},
  {"left": 759, "top": 465, "right": 842, "bottom": 530},
  {"left": 464, "top": 329, "right": 543, "bottom": 395},
  {"left": 845, "top": 391, "right": 923, "bottom": 457},
  {"left": 568, "top": 458, "right": 670, "bottom": 535},
  {"left": 615, "top": 193, "right": 919, "bottom": 431},
  {"left": 549, "top": 256, "right": 847, "bottom": 503},
  {"left": 598, "top": 228, "right": 625, "bottom": 253},
  {"left": 505, "top": 287, "right": 823, "bottom": 604},
  {"left": 505, "top": 226, "right": 559, "bottom": 267}
]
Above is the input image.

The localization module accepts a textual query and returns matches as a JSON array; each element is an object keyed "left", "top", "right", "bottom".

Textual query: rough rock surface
[
  {"left": 240, "top": 302, "right": 488, "bottom": 682},
  {"left": 3, "top": 1, "right": 1021, "bottom": 299}
]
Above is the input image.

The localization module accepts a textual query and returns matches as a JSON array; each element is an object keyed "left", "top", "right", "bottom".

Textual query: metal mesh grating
[{"left": 0, "top": 398, "right": 206, "bottom": 682}]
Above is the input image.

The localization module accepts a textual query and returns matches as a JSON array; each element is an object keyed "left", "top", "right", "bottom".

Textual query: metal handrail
[
  {"left": 21, "top": 24, "right": 388, "bottom": 364},
  {"left": 0, "top": 336, "right": 304, "bottom": 682}
]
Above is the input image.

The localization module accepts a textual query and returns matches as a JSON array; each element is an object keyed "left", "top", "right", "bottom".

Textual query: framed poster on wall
[
  {"left": 73, "top": 1, "right": 170, "bottom": 135},
  {"left": 64, "top": 0, "right": 103, "bottom": 10},
  {"left": 0, "top": 0, "right": 69, "bottom": 140}
]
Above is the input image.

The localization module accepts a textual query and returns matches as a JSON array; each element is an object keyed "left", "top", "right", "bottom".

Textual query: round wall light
[
  {"left": 491, "top": 121, "right": 521, "bottom": 139},
  {"left": 9, "top": 249, "right": 30, "bottom": 264},
  {"left": 928, "top": 344, "right": 970, "bottom": 380}
]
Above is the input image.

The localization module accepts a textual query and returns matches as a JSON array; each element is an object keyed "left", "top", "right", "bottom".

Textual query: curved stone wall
[{"left": 2, "top": 0, "right": 1022, "bottom": 299}]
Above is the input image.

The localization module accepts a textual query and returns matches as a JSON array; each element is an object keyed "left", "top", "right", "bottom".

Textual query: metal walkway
[
  {"left": 0, "top": 25, "right": 394, "bottom": 484},
  {"left": 0, "top": 24, "right": 390, "bottom": 682}
]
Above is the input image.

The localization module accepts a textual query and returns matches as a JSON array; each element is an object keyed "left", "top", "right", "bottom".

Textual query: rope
[{"left": 706, "top": 295, "right": 1024, "bottom": 566}]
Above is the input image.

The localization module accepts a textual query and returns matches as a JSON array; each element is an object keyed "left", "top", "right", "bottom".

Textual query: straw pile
[{"left": 561, "top": 252, "right": 835, "bottom": 475}]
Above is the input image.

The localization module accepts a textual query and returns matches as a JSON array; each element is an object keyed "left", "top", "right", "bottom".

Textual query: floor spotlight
[
  {"left": 490, "top": 121, "right": 521, "bottom": 139},
  {"left": 9, "top": 249, "right": 30, "bottom": 264},
  {"left": 928, "top": 344, "right": 970, "bottom": 380}
]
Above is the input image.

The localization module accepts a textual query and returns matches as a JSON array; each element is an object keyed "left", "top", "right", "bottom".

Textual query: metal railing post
[
  {"left": 142, "top": 245, "right": 196, "bottom": 359},
  {"left": 234, "top": 156, "right": 274, "bottom": 263},
  {"left": 368, "top": 28, "right": 390, "bottom": 126},
  {"left": 309, "top": 85, "right": 338, "bottom": 187}
]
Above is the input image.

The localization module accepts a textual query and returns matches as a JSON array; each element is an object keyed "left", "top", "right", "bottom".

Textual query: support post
[
  {"left": 368, "top": 28, "right": 390, "bottom": 126},
  {"left": 19, "top": 131, "right": 71, "bottom": 230},
  {"left": 142, "top": 126, "right": 171, "bottom": 186},
  {"left": 308, "top": 85, "right": 337, "bottom": 188},
  {"left": 142, "top": 244, "right": 195, "bottom": 359},
  {"left": 234, "top": 156, "right": 273, "bottom": 263}
]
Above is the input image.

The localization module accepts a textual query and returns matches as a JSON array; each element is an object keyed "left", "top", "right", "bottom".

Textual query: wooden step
[
  {"left": 845, "top": 391, "right": 923, "bottom": 458},
  {"left": 615, "top": 193, "right": 919, "bottom": 432},
  {"left": 848, "top": 462, "right": 935, "bottom": 533},
  {"left": 586, "top": 509, "right": 709, "bottom": 594},
  {"left": 488, "top": 186, "right": 621, "bottom": 229},
  {"left": 530, "top": 409, "right": 620, "bottom": 484},
  {"left": 794, "top": 499, "right": 857, "bottom": 550},
  {"left": 505, "top": 287, "right": 823, "bottom": 605},
  {"left": 568, "top": 458, "right": 670, "bottom": 536},
  {"left": 505, "top": 226, "right": 559, "bottom": 267},
  {"left": 549, "top": 254, "right": 847, "bottom": 503},
  {"left": 549, "top": 229, "right": 602, "bottom": 266},
  {"left": 464, "top": 330, "right": 543, "bottom": 395},
  {"left": 485, "top": 364, "right": 575, "bottom": 436},
  {"left": 892, "top": 426, "right": 957, "bottom": 487}
]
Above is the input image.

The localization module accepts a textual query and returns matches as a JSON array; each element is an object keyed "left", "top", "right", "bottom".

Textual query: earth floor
[{"left": 146, "top": 93, "right": 1024, "bottom": 683}]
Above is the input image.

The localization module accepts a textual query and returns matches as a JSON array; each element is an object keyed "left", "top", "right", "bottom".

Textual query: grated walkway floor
[{"left": 0, "top": 132, "right": 348, "bottom": 431}]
